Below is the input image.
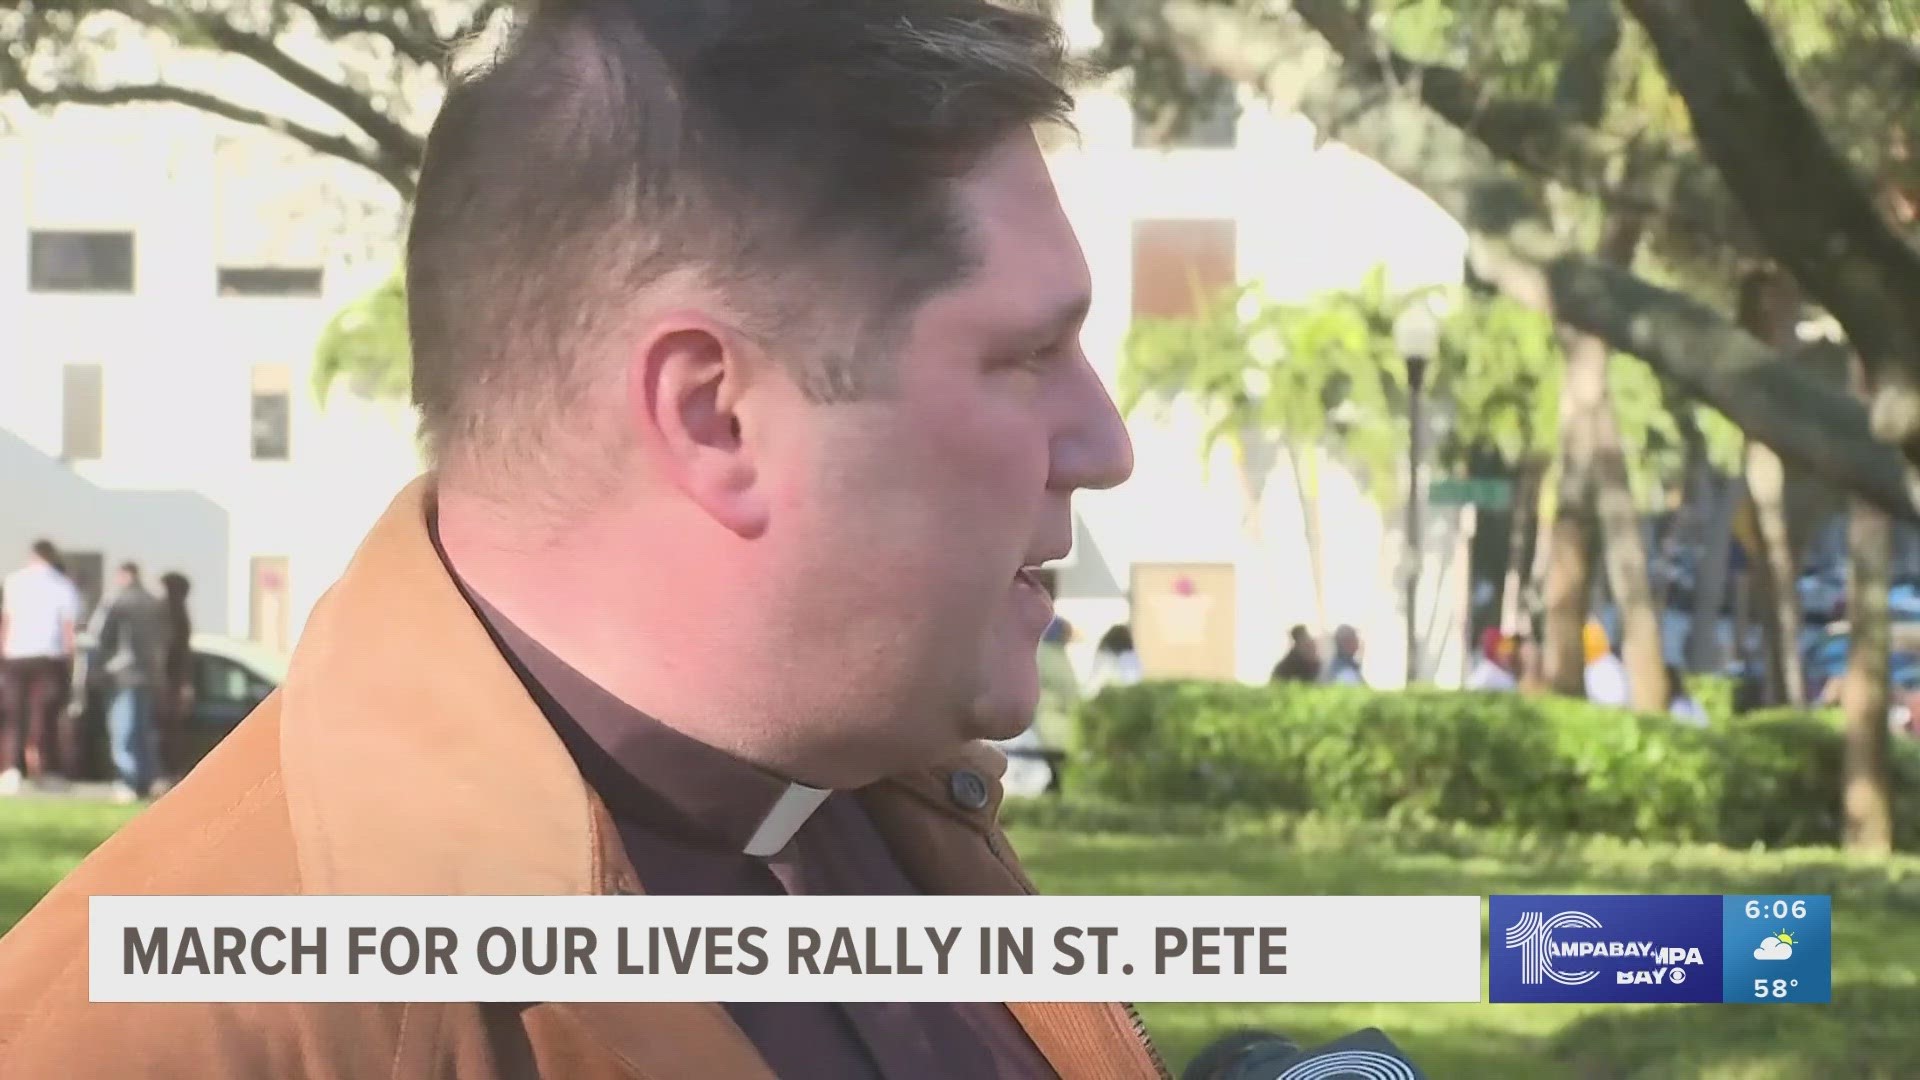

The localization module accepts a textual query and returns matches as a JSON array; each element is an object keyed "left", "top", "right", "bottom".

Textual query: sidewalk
[{"left": 0, "top": 777, "right": 159, "bottom": 803}]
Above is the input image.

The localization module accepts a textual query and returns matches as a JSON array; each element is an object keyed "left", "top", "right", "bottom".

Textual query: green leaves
[
  {"left": 1119, "top": 269, "right": 1427, "bottom": 506},
  {"left": 1433, "top": 291, "right": 1561, "bottom": 470},
  {"left": 312, "top": 271, "right": 411, "bottom": 404}
]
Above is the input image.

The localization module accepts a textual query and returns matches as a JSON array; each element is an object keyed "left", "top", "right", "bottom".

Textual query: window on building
[
  {"left": 250, "top": 363, "right": 292, "bottom": 461},
  {"left": 30, "top": 231, "right": 135, "bottom": 293},
  {"left": 1131, "top": 70, "right": 1241, "bottom": 150},
  {"left": 249, "top": 556, "right": 291, "bottom": 655},
  {"left": 218, "top": 267, "right": 324, "bottom": 297},
  {"left": 62, "top": 364, "right": 104, "bottom": 461},
  {"left": 1130, "top": 219, "right": 1238, "bottom": 321}
]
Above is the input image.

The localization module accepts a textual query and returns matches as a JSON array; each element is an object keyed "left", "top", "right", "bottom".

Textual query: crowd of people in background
[
  {"left": 1266, "top": 617, "right": 1709, "bottom": 725},
  {"left": 1269, "top": 623, "right": 1368, "bottom": 687},
  {"left": 0, "top": 540, "right": 195, "bottom": 802}
]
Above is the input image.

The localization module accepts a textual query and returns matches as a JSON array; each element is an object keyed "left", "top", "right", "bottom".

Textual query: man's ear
[{"left": 626, "top": 315, "right": 769, "bottom": 538}]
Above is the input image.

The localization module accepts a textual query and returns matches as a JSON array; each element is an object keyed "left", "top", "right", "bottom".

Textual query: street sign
[{"left": 1429, "top": 477, "right": 1514, "bottom": 510}]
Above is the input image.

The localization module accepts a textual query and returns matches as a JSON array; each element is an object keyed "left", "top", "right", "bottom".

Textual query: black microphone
[{"left": 1183, "top": 1027, "right": 1428, "bottom": 1080}]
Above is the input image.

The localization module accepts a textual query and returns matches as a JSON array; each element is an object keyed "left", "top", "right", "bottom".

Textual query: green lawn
[
  {"left": 0, "top": 798, "right": 139, "bottom": 931},
  {"left": 4, "top": 797, "right": 1918, "bottom": 1078},
  {"left": 1006, "top": 800, "right": 1920, "bottom": 1079}
]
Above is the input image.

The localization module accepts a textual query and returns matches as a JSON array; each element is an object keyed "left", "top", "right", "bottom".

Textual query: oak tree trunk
[
  {"left": 1842, "top": 357, "right": 1897, "bottom": 853},
  {"left": 1739, "top": 269, "right": 1808, "bottom": 706}
]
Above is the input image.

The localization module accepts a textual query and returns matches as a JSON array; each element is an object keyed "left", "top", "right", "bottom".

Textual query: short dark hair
[
  {"left": 118, "top": 561, "right": 141, "bottom": 578},
  {"left": 408, "top": 0, "right": 1083, "bottom": 489},
  {"left": 30, "top": 539, "right": 57, "bottom": 563}
]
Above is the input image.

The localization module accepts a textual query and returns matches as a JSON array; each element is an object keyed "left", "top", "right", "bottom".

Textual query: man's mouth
[{"left": 1014, "top": 566, "right": 1047, "bottom": 591}]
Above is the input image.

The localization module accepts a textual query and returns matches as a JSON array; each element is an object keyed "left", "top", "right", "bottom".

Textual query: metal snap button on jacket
[{"left": 948, "top": 768, "right": 991, "bottom": 810}]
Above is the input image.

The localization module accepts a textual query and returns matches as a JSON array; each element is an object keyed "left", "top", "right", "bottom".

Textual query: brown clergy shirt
[{"left": 445, "top": 556, "right": 1059, "bottom": 1079}]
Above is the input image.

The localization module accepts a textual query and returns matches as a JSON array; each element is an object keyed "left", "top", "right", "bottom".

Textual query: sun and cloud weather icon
[{"left": 1753, "top": 931, "right": 1796, "bottom": 960}]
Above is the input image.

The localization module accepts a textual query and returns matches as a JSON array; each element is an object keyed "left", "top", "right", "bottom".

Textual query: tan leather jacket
[{"left": 0, "top": 479, "right": 1167, "bottom": 1079}]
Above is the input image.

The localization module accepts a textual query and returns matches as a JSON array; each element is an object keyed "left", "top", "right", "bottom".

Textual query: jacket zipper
[
  {"left": 1123, "top": 1001, "right": 1174, "bottom": 1080},
  {"left": 988, "top": 831, "right": 1172, "bottom": 1080}
]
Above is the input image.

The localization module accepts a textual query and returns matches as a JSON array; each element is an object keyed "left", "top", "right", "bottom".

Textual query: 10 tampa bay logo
[{"left": 1503, "top": 909, "right": 1705, "bottom": 987}]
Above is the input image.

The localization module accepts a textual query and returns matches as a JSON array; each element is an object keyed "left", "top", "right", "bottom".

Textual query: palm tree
[{"left": 1120, "top": 271, "right": 1413, "bottom": 637}]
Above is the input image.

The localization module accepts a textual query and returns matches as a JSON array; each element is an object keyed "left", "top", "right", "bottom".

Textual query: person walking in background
[
  {"left": 1666, "top": 664, "right": 1709, "bottom": 726},
  {"left": 1084, "top": 623, "right": 1142, "bottom": 695},
  {"left": 1325, "top": 624, "right": 1367, "bottom": 686},
  {"left": 0, "top": 540, "right": 82, "bottom": 794},
  {"left": 1511, "top": 632, "right": 1546, "bottom": 693},
  {"left": 1583, "top": 619, "right": 1631, "bottom": 707},
  {"left": 157, "top": 572, "right": 194, "bottom": 784},
  {"left": 87, "top": 562, "right": 171, "bottom": 803},
  {"left": 1466, "top": 627, "right": 1518, "bottom": 692},
  {"left": 1271, "top": 624, "right": 1322, "bottom": 684}
]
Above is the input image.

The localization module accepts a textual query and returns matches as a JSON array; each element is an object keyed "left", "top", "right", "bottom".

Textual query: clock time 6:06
[{"left": 1745, "top": 899, "right": 1808, "bottom": 919}]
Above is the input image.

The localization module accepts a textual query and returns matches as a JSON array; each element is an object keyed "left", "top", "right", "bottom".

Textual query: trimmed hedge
[
  {"left": 1074, "top": 681, "right": 1920, "bottom": 851},
  {"left": 1683, "top": 673, "right": 1739, "bottom": 726}
]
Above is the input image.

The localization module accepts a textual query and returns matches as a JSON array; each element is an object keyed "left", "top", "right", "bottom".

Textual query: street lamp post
[
  {"left": 1396, "top": 305, "right": 1439, "bottom": 686},
  {"left": 1405, "top": 354, "right": 1428, "bottom": 684}
]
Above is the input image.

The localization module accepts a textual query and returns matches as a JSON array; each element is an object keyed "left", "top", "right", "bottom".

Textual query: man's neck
[{"left": 432, "top": 488, "right": 847, "bottom": 788}]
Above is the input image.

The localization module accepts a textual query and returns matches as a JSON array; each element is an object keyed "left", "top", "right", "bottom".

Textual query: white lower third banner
[{"left": 90, "top": 894, "right": 1482, "bottom": 1004}]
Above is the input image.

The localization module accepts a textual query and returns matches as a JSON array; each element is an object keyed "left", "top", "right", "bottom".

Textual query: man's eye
[{"left": 1017, "top": 345, "right": 1060, "bottom": 371}]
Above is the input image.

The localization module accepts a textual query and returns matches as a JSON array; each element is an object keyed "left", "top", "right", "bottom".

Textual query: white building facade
[
  {"left": 0, "top": 102, "right": 418, "bottom": 653},
  {"left": 1046, "top": 2, "right": 1474, "bottom": 687},
  {"left": 1, "top": 3, "right": 1474, "bottom": 683}
]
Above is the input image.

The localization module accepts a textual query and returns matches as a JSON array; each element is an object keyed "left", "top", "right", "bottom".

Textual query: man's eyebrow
[{"left": 1032, "top": 290, "right": 1092, "bottom": 341}]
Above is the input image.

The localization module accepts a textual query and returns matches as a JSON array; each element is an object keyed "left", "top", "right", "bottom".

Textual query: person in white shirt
[
  {"left": 1583, "top": 619, "right": 1631, "bottom": 708},
  {"left": 1, "top": 540, "right": 83, "bottom": 793},
  {"left": 1465, "top": 627, "right": 1517, "bottom": 692}
]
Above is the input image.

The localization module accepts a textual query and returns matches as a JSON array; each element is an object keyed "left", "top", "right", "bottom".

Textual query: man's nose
[{"left": 1049, "top": 354, "right": 1134, "bottom": 492}]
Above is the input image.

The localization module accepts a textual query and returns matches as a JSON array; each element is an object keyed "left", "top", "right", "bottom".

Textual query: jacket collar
[{"left": 278, "top": 476, "right": 601, "bottom": 895}]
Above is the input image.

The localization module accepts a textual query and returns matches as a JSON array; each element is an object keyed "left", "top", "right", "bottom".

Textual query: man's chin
[{"left": 966, "top": 692, "right": 1041, "bottom": 745}]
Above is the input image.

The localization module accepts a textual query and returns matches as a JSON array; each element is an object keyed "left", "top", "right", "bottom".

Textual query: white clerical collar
[{"left": 741, "top": 782, "right": 833, "bottom": 857}]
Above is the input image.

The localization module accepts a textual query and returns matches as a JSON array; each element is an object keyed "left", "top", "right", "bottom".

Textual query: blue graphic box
[
  {"left": 1721, "top": 895, "right": 1832, "bottom": 1004},
  {"left": 1490, "top": 895, "right": 1723, "bottom": 1003}
]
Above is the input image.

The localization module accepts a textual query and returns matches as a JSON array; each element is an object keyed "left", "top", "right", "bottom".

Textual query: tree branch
[
  {"left": 1553, "top": 0, "right": 1622, "bottom": 125},
  {"left": 99, "top": 0, "right": 425, "bottom": 171},
  {"left": 285, "top": 0, "right": 442, "bottom": 69},
  {"left": 1142, "top": 0, "right": 1920, "bottom": 519},
  {"left": 1, "top": 52, "right": 416, "bottom": 199},
  {"left": 1620, "top": 0, "right": 1920, "bottom": 452},
  {"left": 1285, "top": 0, "right": 1751, "bottom": 254}
]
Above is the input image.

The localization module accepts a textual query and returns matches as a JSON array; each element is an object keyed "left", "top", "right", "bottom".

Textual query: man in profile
[{"left": 0, "top": 1, "right": 1158, "bottom": 1077}]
